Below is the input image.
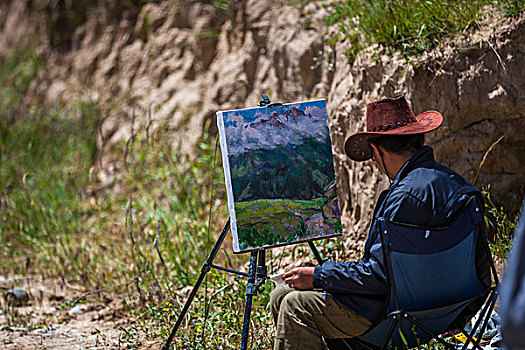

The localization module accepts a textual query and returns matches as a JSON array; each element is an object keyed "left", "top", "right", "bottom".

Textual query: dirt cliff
[{"left": 1, "top": 0, "right": 523, "bottom": 255}]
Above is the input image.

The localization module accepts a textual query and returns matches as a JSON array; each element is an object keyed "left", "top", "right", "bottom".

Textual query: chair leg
[
  {"left": 478, "top": 293, "right": 497, "bottom": 332},
  {"left": 475, "top": 292, "right": 498, "bottom": 349},
  {"left": 380, "top": 318, "right": 398, "bottom": 350},
  {"left": 461, "top": 290, "right": 498, "bottom": 350},
  {"left": 340, "top": 338, "right": 377, "bottom": 350},
  {"left": 460, "top": 329, "right": 484, "bottom": 350},
  {"left": 340, "top": 339, "right": 354, "bottom": 350},
  {"left": 325, "top": 338, "right": 353, "bottom": 350},
  {"left": 324, "top": 338, "right": 378, "bottom": 350}
]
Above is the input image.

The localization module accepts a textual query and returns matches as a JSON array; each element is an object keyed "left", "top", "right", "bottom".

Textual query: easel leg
[
  {"left": 162, "top": 230, "right": 325, "bottom": 349},
  {"left": 308, "top": 240, "right": 325, "bottom": 265},
  {"left": 240, "top": 251, "right": 259, "bottom": 350},
  {"left": 162, "top": 220, "right": 231, "bottom": 350},
  {"left": 239, "top": 243, "right": 323, "bottom": 349}
]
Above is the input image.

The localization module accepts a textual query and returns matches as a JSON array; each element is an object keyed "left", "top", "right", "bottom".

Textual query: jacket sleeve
[{"left": 312, "top": 239, "right": 387, "bottom": 295}]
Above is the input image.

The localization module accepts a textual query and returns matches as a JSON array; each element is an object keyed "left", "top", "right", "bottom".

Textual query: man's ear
[{"left": 369, "top": 142, "right": 379, "bottom": 159}]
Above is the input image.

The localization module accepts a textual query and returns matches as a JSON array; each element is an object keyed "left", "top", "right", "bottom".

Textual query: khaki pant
[{"left": 270, "top": 286, "right": 372, "bottom": 350}]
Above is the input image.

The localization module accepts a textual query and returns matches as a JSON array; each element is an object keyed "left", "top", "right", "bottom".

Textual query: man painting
[{"left": 270, "top": 95, "right": 490, "bottom": 350}]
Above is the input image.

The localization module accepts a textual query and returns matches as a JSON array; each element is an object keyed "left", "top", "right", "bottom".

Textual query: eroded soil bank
[{"left": 1, "top": 1, "right": 522, "bottom": 239}]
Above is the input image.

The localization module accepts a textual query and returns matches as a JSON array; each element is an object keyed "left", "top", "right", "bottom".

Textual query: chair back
[
  {"left": 384, "top": 197, "right": 486, "bottom": 312},
  {"left": 358, "top": 197, "right": 491, "bottom": 348}
]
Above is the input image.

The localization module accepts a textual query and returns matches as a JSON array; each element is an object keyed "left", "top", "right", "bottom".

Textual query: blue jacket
[{"left": 313, "top": 146, "right": 483, "bottom": 321}]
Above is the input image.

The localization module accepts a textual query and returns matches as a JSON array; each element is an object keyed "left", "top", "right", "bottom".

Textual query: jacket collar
[
  {"left": 390, "top": 146, "right": 435, "bottom": 188},
  {"left": 372, "top": 146, "right": 435, "bottom": 222}
]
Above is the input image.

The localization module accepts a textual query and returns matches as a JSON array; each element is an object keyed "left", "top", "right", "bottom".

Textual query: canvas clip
[{"left": 259, "top": 94, "right": 283, "bottom": 109}]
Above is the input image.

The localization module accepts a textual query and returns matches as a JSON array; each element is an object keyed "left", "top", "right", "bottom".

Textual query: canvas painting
[{"left": 217, "top": 99, "right": 342, "bottom": 253}]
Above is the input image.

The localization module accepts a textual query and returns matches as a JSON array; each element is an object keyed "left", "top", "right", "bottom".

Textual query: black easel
[
  {"left": 162, "top": 95, "right": 325, "bottom": 349},
  {"left": 161, "top": 218, "right": 325, "bottom": 350}
]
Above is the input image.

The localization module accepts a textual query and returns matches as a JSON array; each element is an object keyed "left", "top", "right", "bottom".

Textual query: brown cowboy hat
[{"left": 344, "top": 95, "right": 443, "bottom": 162}]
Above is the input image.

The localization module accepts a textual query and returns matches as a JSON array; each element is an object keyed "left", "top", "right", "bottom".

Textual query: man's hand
[{"left": 283, "top": 267, "right": 315, "bottom": 290}]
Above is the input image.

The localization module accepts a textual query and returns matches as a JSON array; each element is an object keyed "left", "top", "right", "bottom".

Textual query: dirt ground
[
  {"left": 0, "top": 261, "right": 507, "bottom": 350},
  {"left": 0, "top": 275, "right": 158, "bottom": 350}
]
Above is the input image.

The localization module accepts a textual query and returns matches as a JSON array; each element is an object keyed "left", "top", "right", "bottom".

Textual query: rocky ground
[{"left": 0, "top": 276, "right": 155, "bottom": 350}]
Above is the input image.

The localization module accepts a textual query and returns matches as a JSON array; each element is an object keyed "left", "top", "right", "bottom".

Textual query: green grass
[
  {"left": 0, "top": 101, "right": 100, "bottom": 273},
  {"left": 234, "top": 198, "right": 341, "bottom": 250},
  {"left": 0, "top": 48, "right": 43, "bottom": 117},
  {"left": 0, "top": 48, "right": 276, "bottom": 348},
  {"left": 0, "top": 48, "right": 99, "bottom": 277},
  {"left": 324, "top": 0, "right": 525, "bottom": 59},
  {"left": 497, "top": 0, "right": 525, "bottom": 16},
  {"left": 0, "top": 97, "right": 276, "bottom": 347},
  {"left": 114, "top": 127, "right": 281, "bottom": 348}
]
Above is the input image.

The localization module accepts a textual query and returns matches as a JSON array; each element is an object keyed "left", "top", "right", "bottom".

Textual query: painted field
[{"left": 235, "top": 197, "right": 341, "bottom": 251}]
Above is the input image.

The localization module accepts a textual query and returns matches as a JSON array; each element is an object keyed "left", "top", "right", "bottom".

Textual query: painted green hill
[{"left": 228, "top": 135, "right": 335, "bottom": 202}]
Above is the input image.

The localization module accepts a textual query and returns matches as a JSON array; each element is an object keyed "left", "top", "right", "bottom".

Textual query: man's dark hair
[{"left": 370, "top": 134, "right": 424, "bottom": 156}]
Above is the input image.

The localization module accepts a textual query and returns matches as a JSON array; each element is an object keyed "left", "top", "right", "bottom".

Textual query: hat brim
[{"left": 344, "top": 110, "right": 443, "bottom": 162}]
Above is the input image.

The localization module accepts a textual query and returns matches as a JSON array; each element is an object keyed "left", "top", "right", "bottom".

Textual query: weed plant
[
  {"left": 482, "top": 186, "right": 521, "bottom": 266},
  {"left": 116, "top": 125, "right": 278, "bottom": 348},
  {"left": 324, "top": 0, "right": 525, "bottom": 59},
  {"left": 0, "top": 101, "right": 276, "bottom": 347},
  {"left": 0, "top": 47, "right": 275, "bottom": 347}
]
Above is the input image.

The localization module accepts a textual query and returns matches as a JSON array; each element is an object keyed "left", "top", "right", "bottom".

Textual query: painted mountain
[{"left": 217, "top": 99, "right": 342, "bottom": 253}]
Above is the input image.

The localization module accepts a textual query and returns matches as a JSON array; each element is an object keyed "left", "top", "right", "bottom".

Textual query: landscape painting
[{"left": 217, "top": 99, "right": 342, "bottom": 253}]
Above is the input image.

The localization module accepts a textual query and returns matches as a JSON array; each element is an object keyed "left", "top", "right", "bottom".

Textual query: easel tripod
[{"left": 161, "top": 218, "right": 325, "bottom": 349}]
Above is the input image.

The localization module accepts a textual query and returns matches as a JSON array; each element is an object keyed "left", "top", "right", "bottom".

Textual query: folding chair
[{"left": 326, "top": 196, "right": 500, "bottom": 350}]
